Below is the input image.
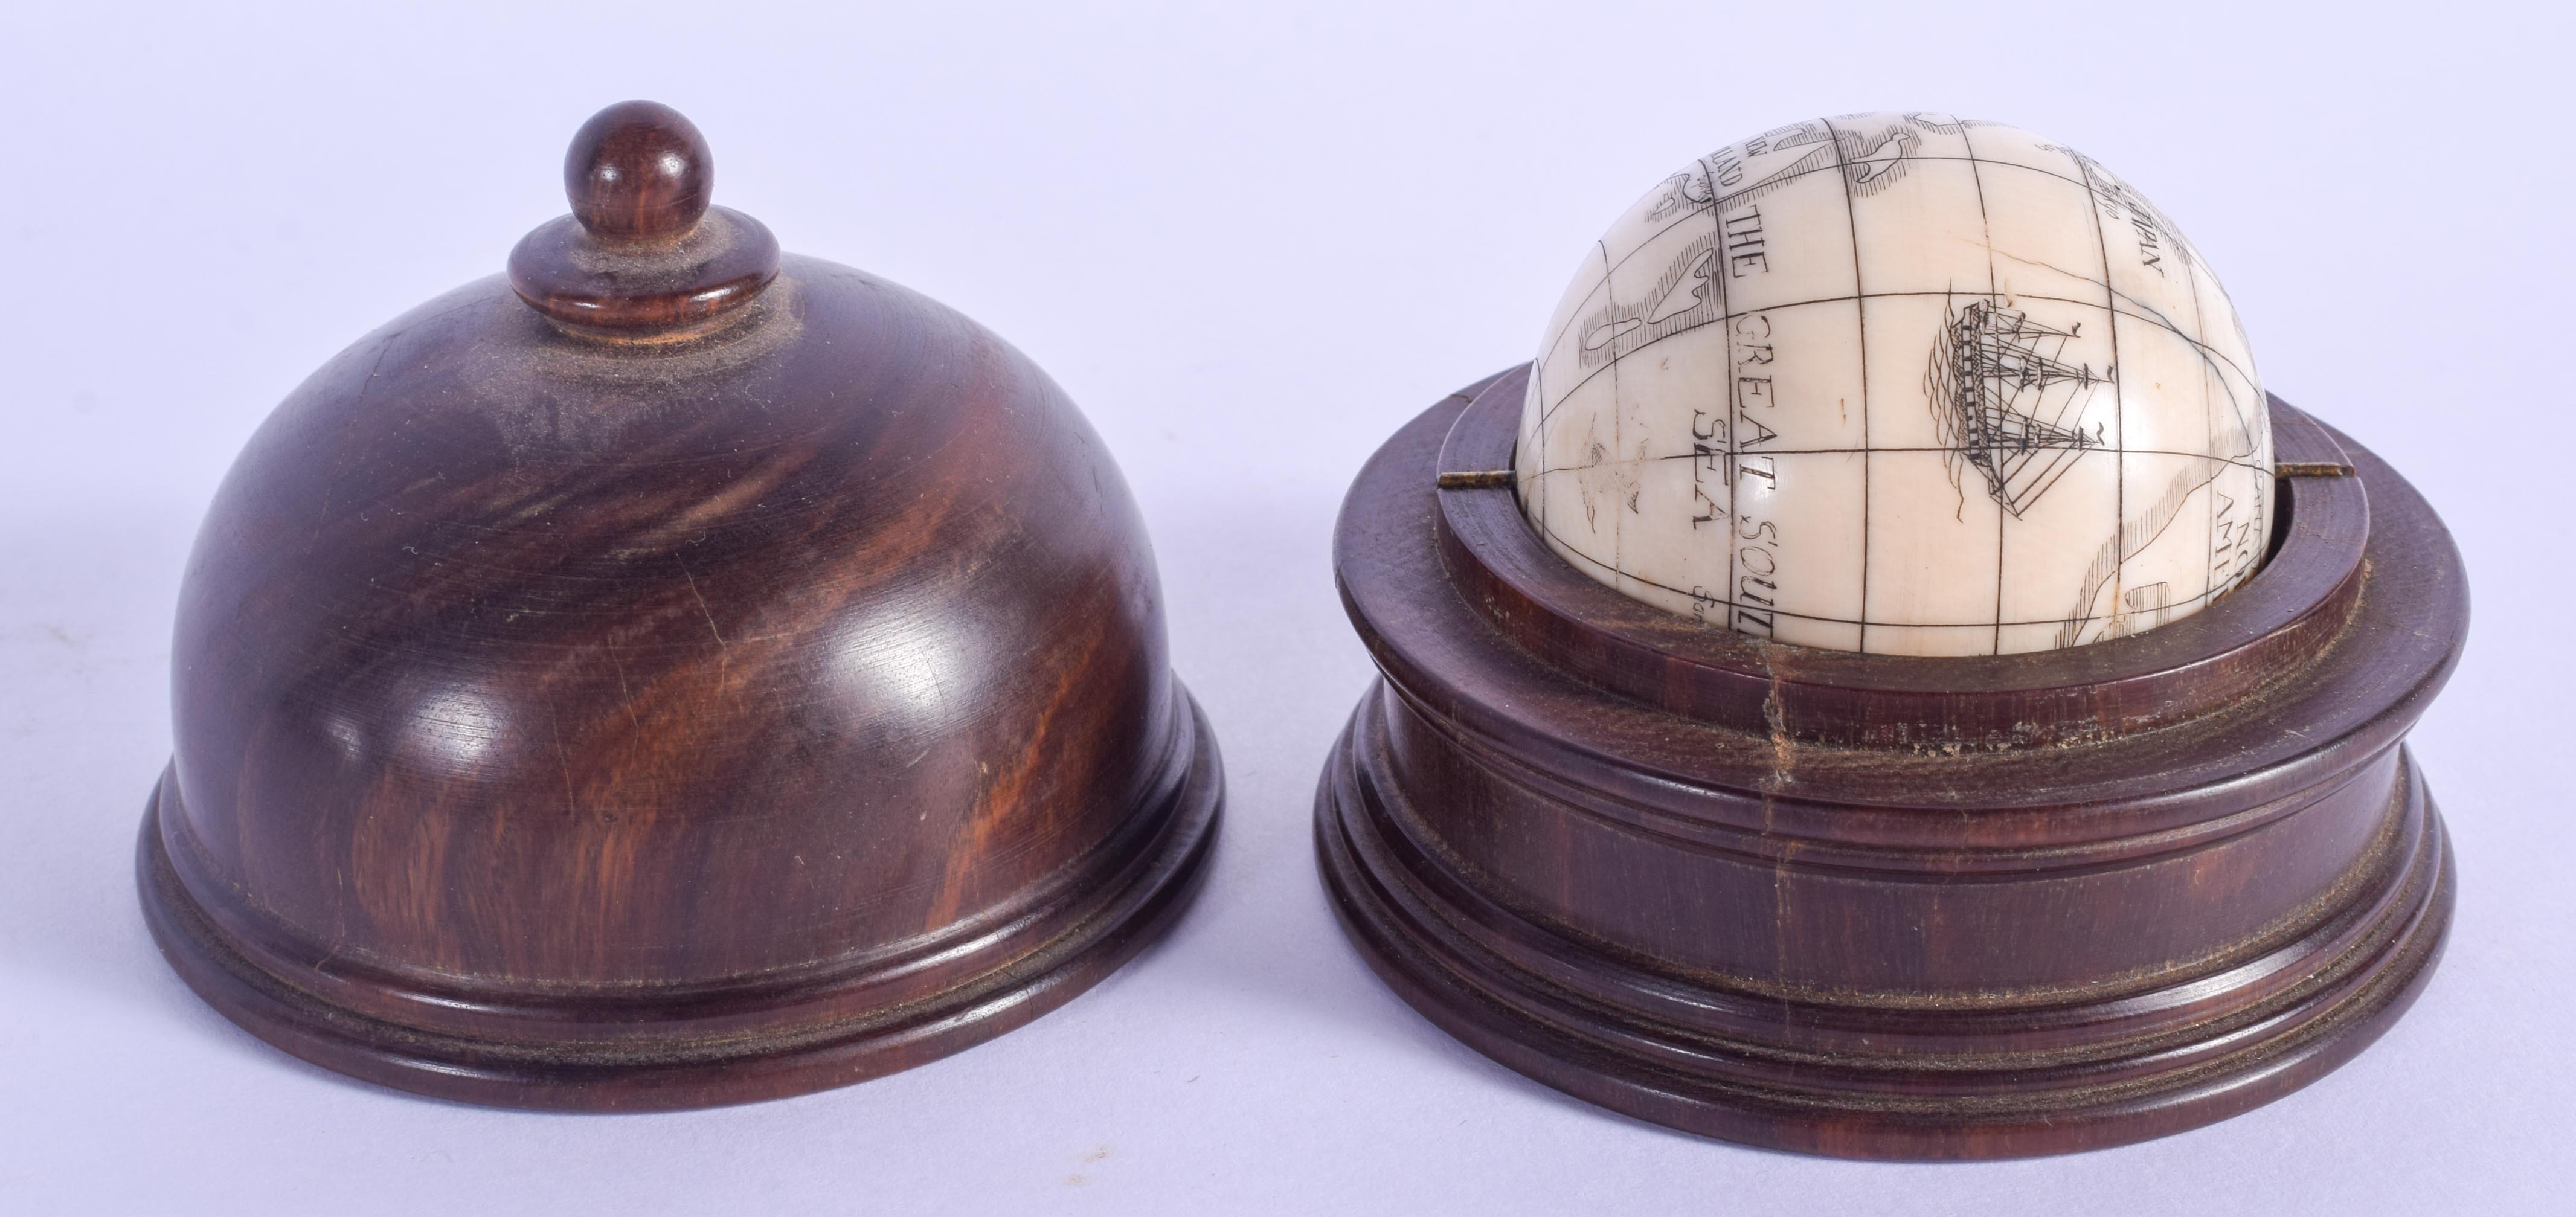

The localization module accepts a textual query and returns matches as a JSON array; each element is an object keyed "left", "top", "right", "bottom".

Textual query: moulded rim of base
[{"left": 1313, "top": 718, "right": 2455, "bottom": 1160}]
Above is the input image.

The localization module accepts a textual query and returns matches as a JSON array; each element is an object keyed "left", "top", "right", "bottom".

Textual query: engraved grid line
[
  {"left": 1535, "top": 515, "right": 2234, "bottom": 631},
  {"left": 1537, "top": 286, "right": 2257, "bottom": 434},
  {"left": 1823, "top": 117, "right": 1874, "bottom": 651},
  {"left": 1533, "top": 151, "right": 2160, "bottom": 371},
  {"left": 1519, "top": 118, "right": 2266, "bottom": 654}
]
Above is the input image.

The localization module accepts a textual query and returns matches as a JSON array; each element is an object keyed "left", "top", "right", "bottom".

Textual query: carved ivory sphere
[{"left": 1514, "top": 114, "right": 2271, "bottom": 655}]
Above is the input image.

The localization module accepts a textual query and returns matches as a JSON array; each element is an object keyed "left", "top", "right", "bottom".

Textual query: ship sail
[{"left": 1927, "top": 299, "right": 2104, "bottom": 518}]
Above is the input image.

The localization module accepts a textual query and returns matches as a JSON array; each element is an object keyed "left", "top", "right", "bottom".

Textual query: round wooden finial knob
[
  {"left": 511, "top": 100, "right": 778, "bottom": 338},
  {"left": 565, "top": 101, "right": 711, "bottom": 242}
]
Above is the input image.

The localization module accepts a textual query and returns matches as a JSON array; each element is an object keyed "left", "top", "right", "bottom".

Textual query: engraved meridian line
[{"left": 1524, "top": 115, "right": 2266, "bottom": 650}]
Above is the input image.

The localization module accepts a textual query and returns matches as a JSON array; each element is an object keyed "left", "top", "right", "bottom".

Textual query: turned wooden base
[
  {"left": 140, "top": 690, "right": 1221, "bottom": 1111},
  {"left": 1313, "top": 368, "right": 2464, "bottom": 1160}
]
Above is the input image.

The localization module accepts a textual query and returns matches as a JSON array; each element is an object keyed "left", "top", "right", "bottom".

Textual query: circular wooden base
[
  {"left": 1312, "top": 368, "right": 2464, "bottom": 1159},
  {"left": 1318, "top": 710, "right": 2453, "bottom": 1159},
  {"left": 139, "top": 690, "right": 1222, "bottom": 1111}
]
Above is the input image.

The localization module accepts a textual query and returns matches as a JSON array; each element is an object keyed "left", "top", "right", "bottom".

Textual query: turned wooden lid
[{"left": 139, "top": 101, "right": 1221, "bottom": 1109}]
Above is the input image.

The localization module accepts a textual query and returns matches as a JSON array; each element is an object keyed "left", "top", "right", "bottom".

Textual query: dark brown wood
[
  {"left": 1314, "top": 367, "right": 2464, "bottom": 1159},
  {"left": 508, "top": 102, "right": 780, "bottom": 339},
  {"left": 565, "top": 101, "right": 712, "bottom": 241},
  {"left": 138, "top": 103, "right": 1221, "bottom": 1111}
]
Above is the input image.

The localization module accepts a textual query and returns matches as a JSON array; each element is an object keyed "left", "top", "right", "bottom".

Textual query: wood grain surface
[
  {"left": 138, "top": 104, "right": 1222, "bottom": 1110},
  {"left": 1314, "top": 367, "right": 2464, "bottom": 1158}
]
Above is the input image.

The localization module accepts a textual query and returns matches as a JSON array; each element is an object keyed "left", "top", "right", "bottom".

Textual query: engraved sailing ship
[{"left": 1926, "top": 298, "right": 2107, "bottom": 517}]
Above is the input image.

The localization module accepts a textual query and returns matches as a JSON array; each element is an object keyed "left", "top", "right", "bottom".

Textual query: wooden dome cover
[{"left": 137, "top": 101, "right": 1223, "bottom": 1109}]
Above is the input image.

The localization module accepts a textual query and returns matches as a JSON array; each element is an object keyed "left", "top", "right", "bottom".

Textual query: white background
[{"left": 3, "top": 2, "right": 2568, "bottom": 1212}]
